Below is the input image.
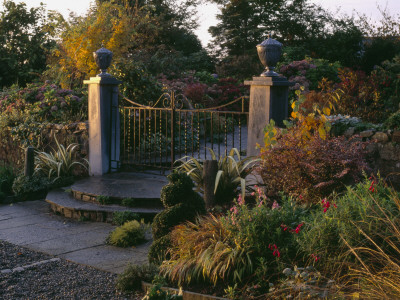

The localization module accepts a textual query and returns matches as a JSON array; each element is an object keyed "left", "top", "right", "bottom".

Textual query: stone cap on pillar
[
  {"left": 245, "top": 76, "right": 295, "bottom": 87},
  {"left": 83, "top": 76, "right": 122, "bottom": 85}
]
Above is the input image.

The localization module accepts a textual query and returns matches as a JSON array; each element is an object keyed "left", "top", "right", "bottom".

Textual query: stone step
[
  {"left": 70, "top": 172, "right": 167, "bottom": 208},
  {"left": 46, "top": 190, "right": 163, "bottom": 223}
]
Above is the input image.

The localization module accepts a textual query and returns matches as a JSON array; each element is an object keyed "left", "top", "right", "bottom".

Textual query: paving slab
[
  {"left": 59, "top": 243, "right": 150, "bottom": 273},
  {"left": 71, "top": 171, "right": 168, "bottom": 199},
  {"left": 27, "top": 226, "right": 115, "bottom": 256},
  {"left": 0, "top": 200, "right": 151, "bottom": 274}
]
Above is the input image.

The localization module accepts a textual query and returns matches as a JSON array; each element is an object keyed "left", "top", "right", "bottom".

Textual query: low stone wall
[
  {"left": 0, "top": 122, "right": 88, "bottom": 174},
  {"left": 344, "top": 128, "right": 400, "bottom": 188}
]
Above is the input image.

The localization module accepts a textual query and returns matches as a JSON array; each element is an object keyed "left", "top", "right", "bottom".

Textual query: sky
[{"left": 6, "top": 0, "right": 400, "bottom": 46}]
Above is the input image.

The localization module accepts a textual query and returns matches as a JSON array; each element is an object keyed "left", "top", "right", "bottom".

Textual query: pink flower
[
  {"left": 237, "top": 194, "right": 245, "bottom": 206},
  {"left": 230, "top": 205, "right": 238, "bottom": 215},
  {"left": 272, "top": 200, "right": 280, "bottom": 210}
]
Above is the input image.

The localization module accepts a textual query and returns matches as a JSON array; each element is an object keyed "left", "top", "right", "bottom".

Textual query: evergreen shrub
[
  {"left": 148, "top": 234, "right": 172, "bottom": 265},
  {"left": 107, "top": 220, "right": 146, "bottom": 247}
]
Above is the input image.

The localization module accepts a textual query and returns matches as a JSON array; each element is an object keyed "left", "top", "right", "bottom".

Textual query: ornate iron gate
[{"left": 120, "top": 92, "right": 249, "bottom": 170}]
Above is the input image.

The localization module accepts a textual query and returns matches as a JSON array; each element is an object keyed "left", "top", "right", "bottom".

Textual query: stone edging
[
  {"left": 0, "top": 258, "right": 61, "bottom": 274},
  {"left": 142, "top": 281, "right": 227, "bottom": 300}
]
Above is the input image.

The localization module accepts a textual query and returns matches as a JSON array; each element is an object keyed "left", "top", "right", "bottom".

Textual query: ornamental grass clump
[
  {"left": 342, "top": 188, "right": 400, "bottom": 299},
  {"left": 297, "top": 178, "right": 400, "bottom": 278},
  {"left": 160, "top": 188, "right": 308, "bottom": 288}
]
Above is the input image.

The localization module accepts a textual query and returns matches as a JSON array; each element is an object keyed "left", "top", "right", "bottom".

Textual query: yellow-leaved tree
[{"left": 46, "top": 0, "right": 159, "bottom": 88}]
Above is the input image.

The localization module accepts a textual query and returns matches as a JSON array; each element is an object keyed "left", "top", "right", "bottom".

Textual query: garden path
[{"left": 0, "top": 199, "right": 149, "bottom": 274}]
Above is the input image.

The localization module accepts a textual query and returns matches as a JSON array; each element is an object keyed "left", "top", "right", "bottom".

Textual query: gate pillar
[
  {"left": 244, "top": 77, "right": 293, "bottom": 156},
  {"left": 84, "top": 46, "right": 121, "bottom": 176},
  {"left": 245, "top": 35, "right": 294, "bottom": 156}
]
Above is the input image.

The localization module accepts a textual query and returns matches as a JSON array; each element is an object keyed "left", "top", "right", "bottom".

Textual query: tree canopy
[{"left": 0, "top": 1, "right": 55, "bottom": 88}]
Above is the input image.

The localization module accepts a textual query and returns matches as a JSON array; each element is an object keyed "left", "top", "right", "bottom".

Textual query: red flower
[
  {"left": 311, "top": 254, "right": 319, "bottom": 262},
  {"left": 321, "top": 198, "right": 337, "bottom": 213}
]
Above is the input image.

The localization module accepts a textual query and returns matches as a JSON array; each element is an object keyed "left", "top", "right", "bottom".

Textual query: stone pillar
[
  {"left": 245, "top": 76, "right": 293, "bottom": 156},
  {"left": 84, "top": 76, "right": 121, "bottom": 175}
]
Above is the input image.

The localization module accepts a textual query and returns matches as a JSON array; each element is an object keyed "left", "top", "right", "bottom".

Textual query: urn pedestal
[
  {"left": 245, "top": 36, "right": 294, "bottom": 156},
  {"left": 84, "top": 46, "right": 121, "bottom": 175}
]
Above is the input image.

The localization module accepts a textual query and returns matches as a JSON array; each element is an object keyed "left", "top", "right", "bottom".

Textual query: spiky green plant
[
  {"left": 175, "top": 148, "right": 259, "bottom": 204},
  {"left": 34, "top": 135, "right": 88, "bottom": 181}
]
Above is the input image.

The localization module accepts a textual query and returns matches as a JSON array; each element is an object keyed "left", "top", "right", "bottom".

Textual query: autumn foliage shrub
[
  {"left": 259, "top": 130, "right": 369, "bottom": 204},
  {"left": 334, "top": 65, "right": 400, "bottom": 123}
]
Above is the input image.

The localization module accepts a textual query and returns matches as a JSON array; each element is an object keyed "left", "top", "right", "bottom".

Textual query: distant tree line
[{"left": 0, "top": 0, "right": 399, "bottom": 88}]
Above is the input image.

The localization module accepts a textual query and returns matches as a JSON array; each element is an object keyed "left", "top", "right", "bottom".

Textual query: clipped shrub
[
  {"left": 160, "top": 183, "right": 189, "bottom": 208},
  {"left": 160, "top": 172, "right": 195, "bottom": 208},
  {"left": 152, "top": 203, "right": 204, "bottom": 240},
  {"left": 167, "top": 171, "right": 194, "bottom": 187},
  {"left": 107, "top": 220, "right": 146, "bottom": 248},
  {"left": 12, "top": 174, "right": 50, "bottom": 200},
  {"left": 150, "top": 171, "right": 206, "bottom": 265},
  {"left": 112, "top": 211, "right": 140, "bottom": 226},
  {"left": 161, "top": 184, "right": 205, "bottom": 210},
  {"left": 121, "top": 197, "right": 136, "bottom": 207},
  {"left": 116, "top": 263, "right": 159, "bottom": 292},
  {"left": 279, "top": 58, "right": 341, "bottom": 92},
  {"left": 148, "top": 234, "right": 172, "bottom": 265}
]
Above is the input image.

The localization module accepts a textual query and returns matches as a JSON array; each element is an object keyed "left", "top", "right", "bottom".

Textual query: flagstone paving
[{"left": 0, "top": 199, "right": 150, "bottom": 274}]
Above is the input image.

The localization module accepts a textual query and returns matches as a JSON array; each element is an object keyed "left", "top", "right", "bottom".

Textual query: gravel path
[{"left": 0, "top": 240, "right": 143, "bottom": 300}]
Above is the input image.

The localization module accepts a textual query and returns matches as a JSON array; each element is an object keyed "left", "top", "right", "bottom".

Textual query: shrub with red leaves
[
  {"left": 334, "top": 68, "right": 398, "bottom": 123},
  {"left": 258, "top": 130, "right": 369, "bottom": 204}
]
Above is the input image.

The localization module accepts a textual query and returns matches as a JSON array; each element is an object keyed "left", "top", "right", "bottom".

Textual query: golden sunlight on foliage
[
  {"left": 52, "top": 1, "right": 157, "bottom": 88},
  {"left": 260, "top": 80, "right": 340, "bottom": 153}
]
